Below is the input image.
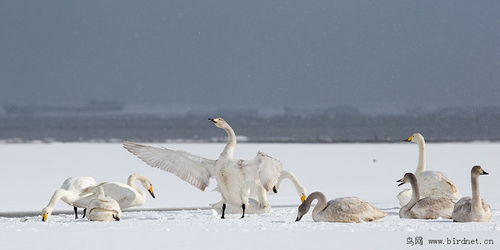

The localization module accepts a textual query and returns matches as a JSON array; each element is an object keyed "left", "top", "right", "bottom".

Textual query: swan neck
[
  {"left": 416, "top": 138, "right": 426, "bottom": 173},
  {"left": 307, "top": 192, "right": 328, "bottom": 215},
  {"left": 128, "top": 175, "right": 145, "bottom": 198},
  {"left": 401, "top": 176, "right": 419, "bottom": 214},
  {"left": 45, "top": 189, "right": 78, "bottom": 213},
  {"left": 471, "top": 174, "right": 482, "bottom": 210},
  {"left": 277, "top": 170, "right": 305, "bottom": 195},
  {"left": 220, "top": 125, "right": 237, "bottom": 158}
]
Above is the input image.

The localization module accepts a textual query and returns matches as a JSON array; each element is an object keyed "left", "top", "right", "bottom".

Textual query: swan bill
[
  {"left": 396, "top": 179, "right": 405, "bottom": 186},
  {"left": 482, "top": 171, "right": 489, "bottom": 175},
  {"left": 42, "top": 213, "right": 48, "bottom": 222},
  {"left": 404, "top": 135, "right": 414, "bottom": 142},
  {"left": 272, "top": 186, "right": 278, "bottom": 193},
  {"left": 301, "top": 194, "right": 307, "bottom": 202},
  {"left": 148, "top": 185, "right": 156, "bottom": 198},
  {"left": 295, "top": 215, "right": 303, "bottom": 221}
]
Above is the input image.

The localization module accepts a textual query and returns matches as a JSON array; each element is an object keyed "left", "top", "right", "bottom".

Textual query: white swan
[
  {"left": 123, "top": 117, "right": 283, "bottom": 219},
  {"left": 87, "top": 186, "right": 122, "bottom": 222},
  {"left": 397, "top": 173, "right": 454, "bottom": 219},
  {"left": 210, "top": 170, "right": 307, "bottom": 215},
  {"left": 397, "top": 133, "right": 460, "bottom": 206},
  {"left": 295, "top": 191, "right": 386, "bottom": 223},
  {"left": 41, "top": 176, "right": 97, "bottom": 222},
  {"left": 81, "top": 173, "right": 155, "bottom": 209},
  {"left": 452, "top": 166, "right": 492, "bottom": 222}
]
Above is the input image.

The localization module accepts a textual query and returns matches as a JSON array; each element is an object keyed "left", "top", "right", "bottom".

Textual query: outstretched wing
[
  {"left": 123, "top": 141, "right": 215, "bottom": 191},
  {"left": 244, "top": 151, "right": 283, "bottom": 192}
]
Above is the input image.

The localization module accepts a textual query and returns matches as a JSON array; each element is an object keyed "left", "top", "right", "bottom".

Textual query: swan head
[
  {"left": 208, "top": 117, "right": 228, "bottom": 129},
  {"left": 472, "top": 165, "right": 489, "bottom": 177},
  {"left": 397, "top": 172, "right": 416, "bottom": 186},
  {"left": 41, "top": 207, "right": 51, "bottom": 222},
  {"left": 130, "top": 173, "right": 156, "bottom": 198},
  {"left": 404, "top": 133, "right": 424, "bottom": 143},
  {"left": 296, "top": 201, "right": 311, "bottom": 221}
]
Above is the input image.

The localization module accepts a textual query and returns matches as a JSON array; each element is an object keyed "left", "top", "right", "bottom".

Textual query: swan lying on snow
[
  {"left": 87, "top": 186, "right": 122, "bottom": 222},
  {"left": 295, "top": 191, "right": 386, "bottom": 223},
  {"left": 81, "top": 173, "right": 155, "bottom": 209},
  {"left": 123, "top": 117, "right": 285, "bottom": 219},
  {"left": 452, "top": 166, "right": 491, "bottom": 222},
  {"left": 210, "top": 170, "right": 307, "bottom": 215},
  {"left": 41, "top": 176, "right": 97, "bottom": 222},
  {"left": 397, "top": 173, "right": 454, "bottom": 219},
  {"left": 397, "top": 133, "right": 460, "bottom": 206}
]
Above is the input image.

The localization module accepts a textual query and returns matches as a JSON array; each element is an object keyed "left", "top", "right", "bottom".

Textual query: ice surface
[{"left": 0, "top": 143, "right": 498, "bottom": 249}]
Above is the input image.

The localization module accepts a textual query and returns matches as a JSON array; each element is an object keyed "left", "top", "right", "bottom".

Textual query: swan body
[
  {"left": 82, "top": 173, "right": 155, "bottom": 209},
  {"left": 452, "top": 166, "right": 491, "bottom": 222},
  {"left": 87, "top": 186, "right": 122, "bottom": 222},
  {"left": 123, "top": 117, "right": 283, "bottom": 219},
  {"left": 397, "top": 173, "right": 454, "bottom": 219},
  {"left": 295, "top": 192, "right": 386, "bottom": 223},
  {"left": 397, "top": 133, "right": 460, "bottom": 206},
  {"left": 41, "top": 176, "right": 97, "bottom": 221}
]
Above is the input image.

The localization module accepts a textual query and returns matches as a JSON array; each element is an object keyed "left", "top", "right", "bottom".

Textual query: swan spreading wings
[{"left": 123, "top": 117, "right": 283, "bottom": 219}]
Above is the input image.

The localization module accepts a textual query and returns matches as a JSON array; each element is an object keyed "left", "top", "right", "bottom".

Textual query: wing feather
[
  {"left": 123, "top": 141, "right": 215, "bottom": 191},
  {"left": 243, "top": 151, "right": 283, "bottom": 191}
]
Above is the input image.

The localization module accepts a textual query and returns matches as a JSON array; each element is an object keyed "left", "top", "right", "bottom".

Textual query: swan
[
  {"left": 41, "top": 176, "right": 97, "bottom": 222},
  {"left": 210, "top": 170, "right": 307, "bottom": 215},
  {"left": 452, "top": 166, "right": 492, "bottom": 222},
  {"left": 81, "top": 173, "right": 155, "bottom": 209},
  {"left": 397, "top": 133, "right": 461, "bottom": 206},
  {"left": 295, "top": 191, "right": 386, "bottom": 223},
  {"left": 123, "top": 117, "right": 283, "bottom": 219},
  {"left": 86, "top": 186, "right": 122, "bottom": 222},
  {"left": 397, "top": 173, "right": 454, "bottom": 219}
]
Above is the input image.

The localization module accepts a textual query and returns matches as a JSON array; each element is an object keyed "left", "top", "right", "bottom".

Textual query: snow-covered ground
[{"left": 1, "top": 143, "right": 499, "bottom": 249}]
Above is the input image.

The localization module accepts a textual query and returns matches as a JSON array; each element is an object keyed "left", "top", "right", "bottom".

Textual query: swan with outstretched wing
[{"left": 123, "top": 117, "right": 284, "bottom": 219}]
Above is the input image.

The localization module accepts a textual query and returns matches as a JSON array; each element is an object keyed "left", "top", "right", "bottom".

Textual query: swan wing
[
  {"left": 244, "top": 152, "right": 283, "bottom": 192},
  {"left": 123, "top": 141, "right": 215, "bottom": 191},
  {"left": 416, "top": 171, "right": 460, "bottom": 200}
]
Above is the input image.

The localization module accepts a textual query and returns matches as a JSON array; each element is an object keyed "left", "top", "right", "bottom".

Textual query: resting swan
[
  {"left": 397, "top": 173, "right": 454, "bottom": 219},
  {"left": 397, "top": 133, "right": 460, "bottom": 206},
  {"left": 81, "top": 173, "right": 155, "bottom": 209},
  {"left": 41, "top": 176, "right": 97, "bottom": 222},
  {"left": 210, "top": 170, "right": 307, "bottom": 215},
  {"left": 452, "top": 166, "right": 491, "bottom": 222},
  {"left": 295, "top": 192, "right": 386, "bottom": 223},
  {"left": 123, "top": 117, "right": 283, "bottom": 219},
  {"left": 87, "top": 186, "right": 122, "bottom": 222}
]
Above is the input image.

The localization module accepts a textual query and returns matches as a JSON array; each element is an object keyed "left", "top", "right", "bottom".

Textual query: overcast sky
[{"left": 1, "top": 0, "right": 499, "bottom": 113}]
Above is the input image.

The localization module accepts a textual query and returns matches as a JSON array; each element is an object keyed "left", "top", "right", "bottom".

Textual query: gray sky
[{"left": 1, "top": 0, "right": 499, "bottom": 113}]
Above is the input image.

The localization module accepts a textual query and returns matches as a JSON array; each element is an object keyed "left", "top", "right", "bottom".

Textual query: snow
[{"left": 0, "top": 142, "right": 499, "bottom": 249}]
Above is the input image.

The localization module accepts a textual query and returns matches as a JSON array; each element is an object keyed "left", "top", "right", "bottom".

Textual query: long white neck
[
  {"left": 415, "top": 137, "right": 426, "bottom": 173},
  {"left": 220, "top": 124, "right": 237, "bottom": 159},
  {"left": 276, "top": 171, "right": 305, "bottom": 196},
  {"left": 127, "top": 174, "right": 145, "bottom": 198},
  {"left": 400, "top": 176, "right": 420, "bottom": 217},
  {"left": 471, "top": 174, "right": 482, "bottom": 212},
  {"left": 303, "top": 192, "right": 328, "bottom": 217},
  {"left": 43, "top": 189, "right": 80, "bottom": 215}
]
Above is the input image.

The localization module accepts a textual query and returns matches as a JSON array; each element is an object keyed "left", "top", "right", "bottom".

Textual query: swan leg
[
  {"left": 221, "top": 203, "right": 226, "bottom": 219},
  {"left": 83, "top": 208, "right": 87, "bottom": 218},
  {"left": 241, "top": 204, "right": 246, "bottom": 219},
  {"left": 73, "top": 207, "right": 78, "bottom": 219}
]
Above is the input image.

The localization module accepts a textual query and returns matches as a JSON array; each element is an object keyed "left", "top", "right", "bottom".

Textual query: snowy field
[{"left": 0, "top": 142, "right": 499, "bottom": 249}]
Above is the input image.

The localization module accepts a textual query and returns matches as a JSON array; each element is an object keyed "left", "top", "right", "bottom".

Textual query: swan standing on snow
[
  {"left": 452, "top": 166, "right": 491, "bottom": 222},
  {"left": 41, "top": 176, "right": 97, "bottom": 222},
  {"left": 397, "top": 173, "right": 454, "bottom": 219},
  {"left": 210, "top": 170, "right": 307, "bottom": 215},
  {"left": 82, "top": 173, "right": 155, "bottom": 209},
  {"left": 123, "top": 117, "right": 283, "bottom": 219},
  {"left": 295, "top": 192, "right": 386, "bottom": 223},
  {"left": 397, "top": 133, "right": 460, "bottom": 206},
  {"left": 87, "top": 186, "right": 122, "bottom": 222}
]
